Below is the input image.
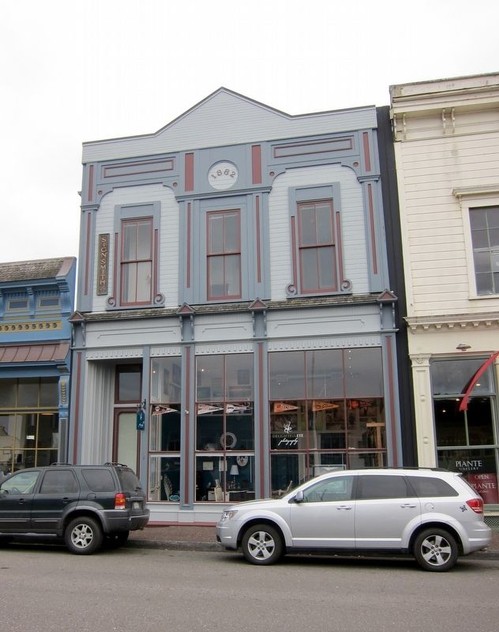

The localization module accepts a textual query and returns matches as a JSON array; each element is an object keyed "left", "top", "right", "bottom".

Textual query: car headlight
[{"left": 220, "top": 509, "right": 238, "bottom": 522}]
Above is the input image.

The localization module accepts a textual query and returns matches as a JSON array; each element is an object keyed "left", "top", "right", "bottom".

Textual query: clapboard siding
[
  {"left": 92, "top": 184, "right": 179, "bottom": 311},
  {"left": 396, "top": 123, "right": 499, "bottom": 315},
  {"left": 268, "top": 164, "right": 369, "bottom": 300},
  {"left": 83, "top": 89, "right": 377, "bottom": 163}
]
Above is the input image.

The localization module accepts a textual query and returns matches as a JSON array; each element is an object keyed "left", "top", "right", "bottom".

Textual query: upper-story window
[
  {"left": 207, "top": 210, "right": 241, "bottom": 300},
  {"left": 298, "top": 199, "right": 337, "bottom": 293},
  {"left": 469, "top": 206, "right": 499, "bottom": 295},
  {"left": 121, "top": 218, "right": 153, "bottom": 305},
  {"left": 289, "top": 184, "right": 347, "bottom": 297}
]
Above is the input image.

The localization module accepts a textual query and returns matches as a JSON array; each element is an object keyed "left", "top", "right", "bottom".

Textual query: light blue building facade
[{"left": 70, "top": 90, "right": 410, "bottom": 524}]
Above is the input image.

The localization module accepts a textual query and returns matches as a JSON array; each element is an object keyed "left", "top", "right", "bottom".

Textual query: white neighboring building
[{"left": 391, "top": 72, "right": 499, "bottom": 507}]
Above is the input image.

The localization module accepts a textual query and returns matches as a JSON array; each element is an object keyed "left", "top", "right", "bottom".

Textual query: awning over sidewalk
[{"left": 0, "top": 342, "right": 70, "bottom": 364}]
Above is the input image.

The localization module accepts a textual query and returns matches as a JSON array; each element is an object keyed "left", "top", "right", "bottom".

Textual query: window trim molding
[
  {"left": 107, "top": 202, "right": 164, "bottom": 310},
  {"left": 456, "top": 189, "right": 499, "bottom": 299},
  {"left": 287, "top": 184, "right": 351, "bottom": 297}
]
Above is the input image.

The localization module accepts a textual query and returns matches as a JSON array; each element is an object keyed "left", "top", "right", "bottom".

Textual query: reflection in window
[
  {"left": 269, "top": 348, "right": 385, "bottom": 495},
  {"left": 195, "top": 354, "right": 254, "bottom": 501}
]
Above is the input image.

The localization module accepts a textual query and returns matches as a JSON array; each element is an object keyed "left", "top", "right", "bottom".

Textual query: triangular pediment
[{"left": 83, "top": 88, "right": 377, "bottom": 161}]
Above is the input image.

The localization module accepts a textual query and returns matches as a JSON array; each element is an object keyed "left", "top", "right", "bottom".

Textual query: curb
[{"left": 128, "top": 538, "right": 499, "bottom": 559}]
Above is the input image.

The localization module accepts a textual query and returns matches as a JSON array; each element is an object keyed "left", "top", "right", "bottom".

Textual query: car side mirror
[{"left": 293, "top": 490, "right": 304, "bottom": 503}]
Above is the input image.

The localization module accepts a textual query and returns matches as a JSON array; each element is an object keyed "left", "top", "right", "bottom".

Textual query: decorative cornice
[{"left": 406, "top": 312, "right": 499, "bottom": 332}]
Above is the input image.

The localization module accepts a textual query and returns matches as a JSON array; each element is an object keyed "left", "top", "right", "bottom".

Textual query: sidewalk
[{"left": 128, "top": 523, "right": 499, "bottom": 558}]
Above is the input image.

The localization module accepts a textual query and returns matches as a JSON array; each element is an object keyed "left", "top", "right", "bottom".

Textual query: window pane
[
  {"left": 121, "top": 263, "right": 137, "bottom": 303},
  {"left": 345, "top": 349, "right": 383, "bottom": 397},
  {"left": 208, "top": 215, "right": 224, "bottom": 254},
  {"left": 225, "top": 354, "right": 253, "bottom": 400},
  {"left": 137, "top": 221, "right": 152, "bottom": 258},
  {"left": 18, "top": 380, "right": 38, "bottom": 407},
  {"left": 316, "top": 204, "right": 333, "bottom": 245},
  {"left": 299, "top": 205, "right": 317, "bottom": 246},
  {"left": 149, "top": 408, "right": 181, "bottom": 451},
  {"left": 136, "top": 261, "right": 152, "bottom": 301},
  {"left": 150, "top": 358, "right": 181, "bottom": 404},
  {"left": 123, "top": 224, "right": 137, "bottom": 260},
  {"left": 300, "top": 248, "right": 319, "bottom": 291},
  {"left": 40, "top": 379, "right": 58, "bottom": 407},
  {"left": 225, "top": 254, "right": 241, "bottom": 295},
  {"left": 197, "top": 356, "right": 224, "bottom": 401},
  {"left": 307, "top": 350, "right": 343, "bottom": 399},
  {"left": 118, "top": 369, "right": 141, "bottom": 402},
  {"left": 269, "top": 351, "right": 306, "bottom": 400},
  {"left": 434, "top": 399, "right": 466, "bottom": 445},
  {"left": 431, "top": 358, "right": 492, "bottom": 396},
  {"left": 317, "top": 246, "right": 335, "bottom": 288},
  {"left": 474, "top": 250, "right": 491, "bottom": 273},
  {"left": 224, "top": 213, "right": 239, "bottom": 252},
  {"left": 0, "top": 380, "right": 16, "bottom": 407}
]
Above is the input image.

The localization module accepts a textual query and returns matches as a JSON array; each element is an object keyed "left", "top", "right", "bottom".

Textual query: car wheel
[
  {"left": 241, "top": 524, "right": 283, "bottom": 565},
  {"left": 413, "top": 528, "right": 458, "bottom": 572},
  {"left": 64, "top": 516, "right": 103, "bottom": 555},
  {"left": 105, "top": 531, "right": 130, "bottom": 549}
]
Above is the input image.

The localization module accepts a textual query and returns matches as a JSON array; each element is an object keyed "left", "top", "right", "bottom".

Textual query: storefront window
[
  {"left": 433, "top": 357, "right": 499, "bottom": 505},
  {"left": 148, "top": 357, "right": 182, "bottom": 502},
  {"left": 0, "top": 378, "right": 59, "bottom": 474},
  {"left": 195, "top": 354, "right": 254, "bottom": 501},
  {"left": 269, "top": 349, "right": 385, "bottom": 494}
]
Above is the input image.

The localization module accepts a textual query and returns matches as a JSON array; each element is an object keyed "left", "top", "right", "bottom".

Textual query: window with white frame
[{"left": 470, "top": 206, "right": 499, "bottom": 295}]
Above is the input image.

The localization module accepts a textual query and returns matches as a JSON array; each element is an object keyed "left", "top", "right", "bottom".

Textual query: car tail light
[
  {"left": 115, "top": 493, "right": 127, "bottom": 510},
  {"left": 466, "top": 498, "right": 484, "bottom": 514}
]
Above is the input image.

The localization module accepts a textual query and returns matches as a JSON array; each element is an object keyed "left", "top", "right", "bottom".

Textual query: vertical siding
[{"left": 268, "top": 164, "right": 368, "bottom": 300}]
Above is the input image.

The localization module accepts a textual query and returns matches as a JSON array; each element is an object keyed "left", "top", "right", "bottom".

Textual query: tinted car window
[
  {"left": 408, "top": 476, "right": 459, "bottom": 497},
  {"left": 302, "top": 476, "right": 354, "bottom": 502},
  {"left": 40, "top": 470, "right": 79, "bottom": 494},
  {"left": 81, "top": 469, "right": 116, "bottom": 492},
  {"left": 357, "top": 475, "right": 412, "bottom": 500},
  {"left": 116, "top": 468, "right": 142, "bottom": 492}
]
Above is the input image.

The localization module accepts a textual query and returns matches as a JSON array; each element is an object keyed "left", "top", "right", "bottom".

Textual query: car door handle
[
  {"left": 400, "top": 503, "right": 417, "bottom": 508},
  {"left": 337, "top": 505, "right": 353, "bottom": 510}
]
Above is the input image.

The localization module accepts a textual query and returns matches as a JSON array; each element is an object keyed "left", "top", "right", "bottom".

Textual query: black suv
[{"left": 0, "top": 463, "right": 149, "bottom": 554}]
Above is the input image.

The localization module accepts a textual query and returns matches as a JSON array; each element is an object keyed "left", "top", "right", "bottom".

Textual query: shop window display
[
  {"left": 433, "top": 357, "right": 499, "bottom": 504},
  {"left": 195, "top": 354, "right": 254, "bottom": 501},
  {"left": 269, "top": 348, "right": 386, "bottom": 495}
]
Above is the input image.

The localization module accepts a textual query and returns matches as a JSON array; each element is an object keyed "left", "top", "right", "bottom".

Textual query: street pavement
[{"left": 128, "top": 523, "right": 499, "bottom": 558}]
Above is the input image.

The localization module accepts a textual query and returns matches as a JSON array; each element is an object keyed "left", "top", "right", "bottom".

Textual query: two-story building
[
  {"left": 390, "top": 72, "right": 499, "bottom": 508},
  {"left": 0, "top": 257, "right": 76, "bottom": 475},
  {"left": 71, "top": 89, "right": 412, "bottom": 523}
]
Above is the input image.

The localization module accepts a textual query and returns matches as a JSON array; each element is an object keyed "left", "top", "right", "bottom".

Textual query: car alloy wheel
[
  {"left": 241, "top": 524, "right": 283, "bottom": 565},
  {"left": 64, "top": 516, "right": 103, "bottom": 555},
  {"left": 414, "top": 528, "right": 458, "bottom": 572}
]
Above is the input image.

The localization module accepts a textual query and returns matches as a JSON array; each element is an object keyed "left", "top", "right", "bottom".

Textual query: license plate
[{"left": 133, "top": 501, "right": 141, "bottom": 510}]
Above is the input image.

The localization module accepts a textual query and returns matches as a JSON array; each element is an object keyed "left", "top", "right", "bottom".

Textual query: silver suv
[{"left": 216, "top": 468, "right": 492, "bottom": 571}]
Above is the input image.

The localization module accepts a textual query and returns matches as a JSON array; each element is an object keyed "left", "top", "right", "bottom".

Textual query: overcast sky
[{"left": 1, "top": 0, "right": 498, "bottom": 264}]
